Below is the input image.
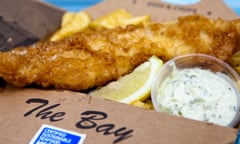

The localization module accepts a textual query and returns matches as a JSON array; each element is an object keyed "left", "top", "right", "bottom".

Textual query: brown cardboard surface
[
  {"left": 0, "top": 0, "right": 240, "bottom": 144},
  {"left": 0, "top": 0, "right": 238, "bottom": 38},
  {"left": 0, "top": 0, "right": 64, "bottom": 38},
  {"left": 0, "top": 88, "right": 237, "bottom": 144},
  {"left": 85, "top": 0, "right": 238, "bottom": 21}
]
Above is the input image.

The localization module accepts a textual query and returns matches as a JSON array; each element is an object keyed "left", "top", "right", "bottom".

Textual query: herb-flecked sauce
[{"left": 156, "top": 67, "right": 238, "bottom": 126}]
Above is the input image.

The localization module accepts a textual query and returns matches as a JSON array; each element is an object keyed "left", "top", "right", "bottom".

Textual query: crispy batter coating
[{"left": 0, "top": 15, "right": 240, "bottom": 91}]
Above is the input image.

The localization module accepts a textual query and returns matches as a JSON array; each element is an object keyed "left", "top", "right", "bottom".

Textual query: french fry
[
  {"left": 89, "top": 9, "right": 132, "bottom": 29},
  {"left": 49, "top": 9, "right": 152, "bottom": 41},
  {"left": 90, "top": 9, "right": 151, "bottom": 29},
  {"left": 132, "top": 100, "right": 154, "bottom": 109},
  {"left": 50, "top": 11, "right": 91, "bottom": 41},
  {"left": 228, "top": 51, "right": 240, "bottom": 74}
]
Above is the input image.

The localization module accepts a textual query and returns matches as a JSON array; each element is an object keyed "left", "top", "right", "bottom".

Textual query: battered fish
[{"left": 0, "top": 15, "right": 240, "bottom": 91}]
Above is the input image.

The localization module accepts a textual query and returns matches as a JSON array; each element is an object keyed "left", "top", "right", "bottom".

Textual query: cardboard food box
[{"left": 0, "top": 0, "right": 239, "bottom": 143}]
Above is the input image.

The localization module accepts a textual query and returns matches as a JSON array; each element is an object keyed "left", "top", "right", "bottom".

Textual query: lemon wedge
[{"left": 89, "top": 55, "right": 163, "bottom": 104}]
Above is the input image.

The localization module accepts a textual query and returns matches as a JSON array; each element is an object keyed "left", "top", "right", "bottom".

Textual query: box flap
[
  {"left": 0, "top": 88, "right": 237, "bottom": 144},
  {"left": 0, "top": 0, "right": 64, "bottom": 38},
  {"left": 84, "top": 0, "right": 238, "bottom": 21}
]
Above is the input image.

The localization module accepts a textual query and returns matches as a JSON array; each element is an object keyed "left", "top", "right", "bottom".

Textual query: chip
[
  {"left": 50, "top": 9, "right": 152, "bottom": 41},
  {"left": 90, "top": 9, "right": 151, "bottom": 29},
  {"left": 50, "top": 11, "right": 91, "bottom": 41}
]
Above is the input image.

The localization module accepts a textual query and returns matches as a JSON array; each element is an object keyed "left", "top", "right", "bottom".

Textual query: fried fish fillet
[{"left": 0, "top": 15, "right": 240, "bottom": 91}]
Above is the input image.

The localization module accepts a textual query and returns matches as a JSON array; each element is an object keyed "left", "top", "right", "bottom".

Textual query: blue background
[{"left": 43, "top": 0, "right": 240, "bottom": 16}]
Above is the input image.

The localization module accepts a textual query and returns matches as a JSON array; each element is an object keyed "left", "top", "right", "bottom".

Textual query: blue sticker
[{"left": 30, "top": 124, "right": 86, "bottom": 144}]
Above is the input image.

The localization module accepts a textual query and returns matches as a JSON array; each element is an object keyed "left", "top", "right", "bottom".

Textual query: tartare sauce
[{"left": 156, "top": 66, "right": 239, "bottom": 126}]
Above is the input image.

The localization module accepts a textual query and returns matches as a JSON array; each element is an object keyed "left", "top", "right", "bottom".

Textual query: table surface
[{"left": 42, "top": 0, "right": 240, "bottom": 16}]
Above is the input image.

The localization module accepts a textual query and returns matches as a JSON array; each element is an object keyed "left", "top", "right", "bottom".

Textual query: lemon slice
[{"left": 89, "top": 56, "right": 163, "bottom": 104}]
